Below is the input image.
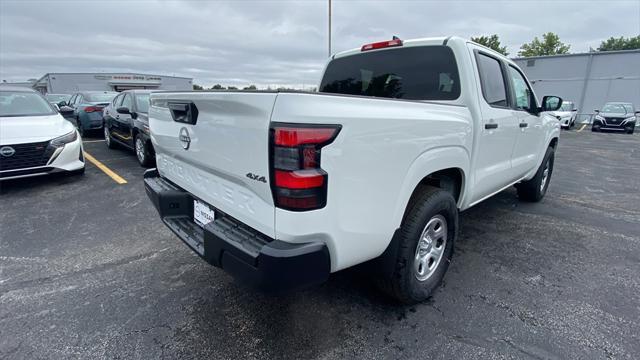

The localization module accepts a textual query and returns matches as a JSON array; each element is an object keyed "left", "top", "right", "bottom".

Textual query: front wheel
[
  {"left": 104, "top": 126, "right": 115, "bottom": 149},
  {"left": 376, "top": 186, "right": 457, "bottom": 304},
  {"left": 135, "top": 134, "right": 152, "bottom": 167},
  {"left": 516, "top": 146, "right": 554, "bottom": 202}
]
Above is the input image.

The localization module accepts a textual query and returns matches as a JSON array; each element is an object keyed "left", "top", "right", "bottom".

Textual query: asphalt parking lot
[{"left": 1, "top": 128, "right": 639, "bottom": 359}]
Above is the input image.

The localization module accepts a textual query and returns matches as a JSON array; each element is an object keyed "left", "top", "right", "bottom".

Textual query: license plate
[{"left": 193, "top": 199, "right": 215, "bottom": 227}]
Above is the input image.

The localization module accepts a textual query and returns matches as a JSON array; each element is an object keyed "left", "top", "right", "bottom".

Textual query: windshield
[
  {"left": 320, "top": 46, "right": 461, "bottom": 100},
  {"left": 135, "top": 94, "right": 150, "bottom": 113},
  {"left": 85, "top": 92, "right": 118, "bottom": 103},
  {"left": 45, "top": 94, "right": 71, "bottom": 103},
  {"left": 0, "top": 91, "right": 56, "bottom": 117},
  {"left": 601, "top": 104, "right": 630, "bottom": 114},
  {"left": 559, "top": 102, "right": 573, "bottom": 111}
]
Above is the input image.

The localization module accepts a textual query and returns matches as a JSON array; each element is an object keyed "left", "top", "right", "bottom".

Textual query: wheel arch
[{"left": 392, "top": 146, "right": 469, "bottom": 230}]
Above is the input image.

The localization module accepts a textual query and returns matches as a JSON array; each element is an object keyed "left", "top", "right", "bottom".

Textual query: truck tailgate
[{"left": 148, "top": 92, "right": 277, "bottom": 238}]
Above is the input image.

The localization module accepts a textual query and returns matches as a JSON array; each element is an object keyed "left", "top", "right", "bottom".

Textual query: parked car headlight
[
  {"left": 625, "top": 116, "right": 636, "bottom": 121},
  {"left": 50, "top": 130, "right": 78, "bottom": 148},
  {"left": 595, "top": 115, "right": 605, "bottom": 121}
]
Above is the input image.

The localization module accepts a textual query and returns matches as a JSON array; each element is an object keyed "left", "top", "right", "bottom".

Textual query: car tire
[
  {"left": 628, "top": 128, "right": 635, "bottom": 134},
  {"left": 516, "top": 146, "right": 554, "bottom": 202},
  {"left": 134, "top": 134, "right": 152, "bottom": 167},
  {"left": 76, "top": 118, "right": 85, "bottom": 137},
  {"left": 104, "top": 126, "right": 116, "bottom": 149},
  {"left": 376, "top": 186, "right": 457, "bottom": 304},
  {"left": 591, "top": 126, "right": 598, "bottom": 132}
]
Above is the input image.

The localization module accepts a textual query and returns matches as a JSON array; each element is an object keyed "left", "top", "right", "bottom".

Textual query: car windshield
[
  {"left": 135, "top": 94, "right": 150, "bottom": 113},
  {"left": 85, "top": 93, "right": 117, "bottom": 103},
  {"left": 559, "top": 102, "right": 573, "bottom": 111},
  {"left": 601, "top": 104, "right": 630, "bottom": 114},
  {"left": 0, "top": 91, "right": 56, "bottom": 117},
  {"left": 45, "top": 94, "right": 71, "bottom": 103},
  {"left": 320, "top": 45, "right": 461, "bottom": 100}
]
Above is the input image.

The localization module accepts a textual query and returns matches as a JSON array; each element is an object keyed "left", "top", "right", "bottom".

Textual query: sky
[{"left": 1, "top": 0, "right": 639, "bottom": 89}]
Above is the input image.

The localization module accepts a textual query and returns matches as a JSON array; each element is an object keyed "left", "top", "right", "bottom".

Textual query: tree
[
  {"left": 470, "top": 34, "right": 509, "bottom": 56},
  {"left": 243, "top": 85, "right": 257, "bottom": 90},
  {"left": 227, "top": 86, "right": 238, "bottom": 90},
  {"left": 211, "top": 84, "right": 225, "bottom": 90},
  {"left": 597, "top": 35, "right": 640, "bottom": 51},
  {"left": 192, "top": 84, "right": 203, "bottom": 90},
  {"left": 518, "top": 32, "right": 570, "bottom": 57}
]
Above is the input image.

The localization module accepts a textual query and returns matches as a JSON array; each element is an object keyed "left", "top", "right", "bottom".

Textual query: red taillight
[
  {"left": 361, "top": 38, "right": 403, "bottom": 52},
  {"left": 84, "top": 106, "right": 102, "bottom": 113},
  {"left": 275, "top": 127, "right": 338, "bottom": 146},
  {"left": 275, "top": 170, "right": 325, "bottom": 189},
  {"left": 270, "top": 124, "right": 341, "bottom": 211}
]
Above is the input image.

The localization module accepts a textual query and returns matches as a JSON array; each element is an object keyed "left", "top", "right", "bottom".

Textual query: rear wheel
[
  {"left": 376, "top": 186, "right": 457, "bottom": 304},
  {"left": 516, "top": 146, "right": 554, "bottom": 202}
]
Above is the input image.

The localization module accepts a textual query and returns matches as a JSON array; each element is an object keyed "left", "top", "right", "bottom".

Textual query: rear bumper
[{"left": 144, "top": 169, "right": 330, "bottom": 292}]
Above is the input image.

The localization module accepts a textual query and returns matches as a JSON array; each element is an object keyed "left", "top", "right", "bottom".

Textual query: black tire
[
  {"left": 516, "top": 146, "right": 554, "bottom": 202},
  {"left": 134, "top": 134, "right": 152, "bottom": 167},
  {"left": 627, "top": 128, "right": 635, "bottom": 134},
  {"left": 77, "top": 118, "right": 85, "bottom": 137},
  {"left": 376, "top": 186, "right": 458, "bottom": 304},
  {"left": 104, "top": 125, "right": 116, "bottom": 149},
  {"left": 591, "top": 126, "right": 598, "bottom": 132}
]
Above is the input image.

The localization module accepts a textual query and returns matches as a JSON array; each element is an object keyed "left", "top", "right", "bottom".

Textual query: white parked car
[
  {"left": 0, "top": 86, "right": 85, "bottom": 180},
  {"left": 144, "top": 36, "right": 562, "bottom": 303},
  {"left": 550, "top": 100, "right": 577, "bottom": 129}
]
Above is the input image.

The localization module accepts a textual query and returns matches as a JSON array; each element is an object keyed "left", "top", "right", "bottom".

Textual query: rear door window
[
  {"left": 476, "top": 53, "right": 508, "bottom": 107},
  {"left": 319, "top": 45, "right": 461, "bottom": 100}
]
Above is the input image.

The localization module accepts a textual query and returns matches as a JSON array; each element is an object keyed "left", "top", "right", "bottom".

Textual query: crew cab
[{"left": 144, "top": 36, "right": 562, "bottom": 303}]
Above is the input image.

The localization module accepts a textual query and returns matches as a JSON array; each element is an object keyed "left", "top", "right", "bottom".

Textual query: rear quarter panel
[{"left": 271, "top": 93, "right": 472, "bottom": 271}]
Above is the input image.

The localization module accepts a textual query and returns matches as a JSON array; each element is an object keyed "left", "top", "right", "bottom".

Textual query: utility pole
[{"left": 328, "top": 0, "right": 332, "bottom": 57}]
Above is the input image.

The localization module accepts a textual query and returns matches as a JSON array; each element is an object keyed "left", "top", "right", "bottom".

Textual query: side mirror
[
  {"left": 59, "top": 105, "right": 74, "bottom": 117},
  {"left": 541, "top": 96, "right": 562, "bottom": 112},
  {"left": 594, "top": 109, "right": 600, "bottom": 113},
  {"left": 635, "top": 111, "right": 640, "bottom": 115},
  {"left": 116, "top": 106, "right": 131, "bottom": 115},
  {"left": 57, "top": 101, "right": 67, "bottom": 107}
]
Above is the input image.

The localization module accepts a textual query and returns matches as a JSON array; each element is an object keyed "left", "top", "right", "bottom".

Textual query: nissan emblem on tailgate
[{"left": 179, "top": 127, "right": 191, "bottom": 150}]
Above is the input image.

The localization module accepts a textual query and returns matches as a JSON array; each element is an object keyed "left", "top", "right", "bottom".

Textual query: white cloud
[{"left": 0, "top": 0, "right": 638, "bottom": 88}]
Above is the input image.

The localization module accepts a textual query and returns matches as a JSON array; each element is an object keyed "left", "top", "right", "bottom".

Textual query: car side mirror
[
  {"left": 594, "top": 109, "right": 600, "bottom": 113},
  {"left": 59, "top": 105, "right": 74, "bottom": 117},
  {"left": 635, "top": 111, "right": 640, "bottom": 115},
  {"left": 541, "top": 96, "right": 562, "bottom": 112},
  {"left": 117, "top": 106, "right": 131, "bottom": 115},
  {"left": 57, "top": 101, "right": 67, "bottom": 107}
]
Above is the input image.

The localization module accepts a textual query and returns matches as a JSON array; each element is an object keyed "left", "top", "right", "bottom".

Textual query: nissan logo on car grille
[
  {"left": 179, "top": 127, "right": 191, "bottom": 150},
  {"left": 0, "top": 146, "right": 16, "bottom": 157}
]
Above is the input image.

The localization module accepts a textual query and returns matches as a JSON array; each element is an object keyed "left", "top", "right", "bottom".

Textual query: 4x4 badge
[{"left": 246, "top": 173, "right": 267, "bottom": 183}]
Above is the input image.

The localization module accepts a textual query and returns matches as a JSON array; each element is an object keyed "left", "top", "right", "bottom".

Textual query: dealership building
[
  {"left": 28, "top": 72, "right": 193, "bottom": 94},
  {"left": 512, "top": 49, "right": 640, "bottom": 121}
]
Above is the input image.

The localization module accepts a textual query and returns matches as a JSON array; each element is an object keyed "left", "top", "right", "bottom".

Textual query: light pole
[{"left": 328, "top": 0, "right": 332, "bottom": 57}]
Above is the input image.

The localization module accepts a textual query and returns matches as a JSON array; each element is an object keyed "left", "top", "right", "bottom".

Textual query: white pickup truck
[{"left": 144, "top": 36, "right": 562, "bottom": 303}]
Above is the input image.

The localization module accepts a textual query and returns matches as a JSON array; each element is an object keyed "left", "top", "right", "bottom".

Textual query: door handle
[
  {"left": 485, "top": 123, "right": 498, "bottom": 129},
  {"left": 519, "top": 122, "right": 528, "bottom": 128}
]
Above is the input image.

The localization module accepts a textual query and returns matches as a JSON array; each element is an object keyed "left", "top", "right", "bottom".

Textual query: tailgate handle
[{"left": 168, "top": 101, "right": 198, "bottom": 125}]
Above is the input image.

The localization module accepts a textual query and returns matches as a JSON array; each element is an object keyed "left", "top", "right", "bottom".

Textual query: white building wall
[{"left": 513, "top": 50, "right": 640, "bottom": 120}]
